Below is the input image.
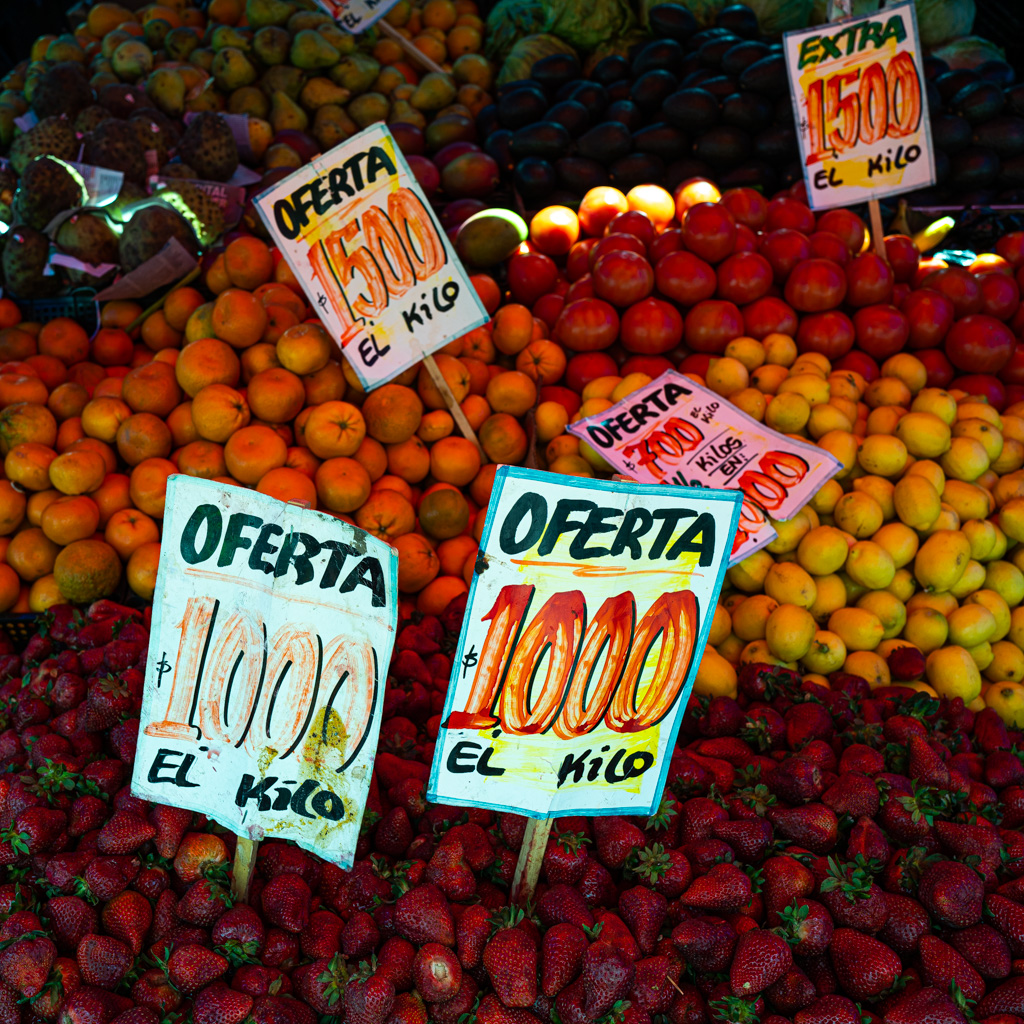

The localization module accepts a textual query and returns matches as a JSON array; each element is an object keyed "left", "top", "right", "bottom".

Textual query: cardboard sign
[
  {"left": 254, "top": 124, "right": 487, "bottom": 390},
  {"left": 314, "top": 0, "right": 400, "bottom": 32},
  {"left": 567, "top": 371, "right": 842, "bottom": 563},
  {"left": 131, "top": 477, "right": 398, "bottom": 869},
  {"left": 427, "top": 467, "right": 741, "bottom": 819},
  {"left": 783, "top": 0, "right": 935, "bottom": 209}
]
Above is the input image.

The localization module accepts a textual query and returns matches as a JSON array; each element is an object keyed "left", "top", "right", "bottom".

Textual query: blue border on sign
[{"left": 424, "top": 465, "right": 742, "bottom": 820}]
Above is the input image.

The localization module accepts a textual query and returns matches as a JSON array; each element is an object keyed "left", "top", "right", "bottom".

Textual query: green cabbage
[
  {"left": 542, "top": 0, "right": 636, "bottom": 52},
  {"left": 639, "top": 0, "right": 725, "bottom": 29},
  {"left": 498, "top": 34, "right": 579, "bottom": 86},
  {"left": 583, "top": 30, "right": 653, "bottom": 75},
  {"left": 930, "top": 35, "right": 1006, "bottom": 68},
  {"left": 915, "top": 0, "right": 975, "bottom": 49},
  {"left": 485, "top": 0, "right": 547, "bottom": 63},
  {"left": 727, "top": 0, "right": 814, "bottom": 34},
  {"left": 809, "top": 0, "right": 883, "bottom": 25}
]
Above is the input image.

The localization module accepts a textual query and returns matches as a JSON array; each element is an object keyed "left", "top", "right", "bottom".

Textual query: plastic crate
[
  {"left": 15, "top": 289, "right": 99, "bottom": 333},
  {"left": 0, "top": 614, "right": 38, "bottom": 646}
]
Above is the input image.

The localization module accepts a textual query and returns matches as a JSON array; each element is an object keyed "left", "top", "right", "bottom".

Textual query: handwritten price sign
[
  {"left": 427, "top": 467, "right": 740, "bottom": 819},
  {"left": 255, "top": 124, "right": 487, "bottom": 390},
  {"left": 567, "top": 371, "right": 842, "bottom": 564},
  {"left": 783, "top": 1, "right": 935, "bottom": 209},
  {"left": 314, "top": 0, "right": 400, "bottom": 32},
  {"left": 131, "top": 477, "right": 398, "bottom": 868}
]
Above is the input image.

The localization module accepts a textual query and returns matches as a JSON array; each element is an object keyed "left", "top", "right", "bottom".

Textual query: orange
[
  {"left": 535, "top": 401, "right": 568, "bottom": 443},
  {"left": 69, "top": 438, "right": 116, "bottom": 475},
  {"left": 164, "top": 287, "right": 206, "bottom": 332},
  {"left": 0, "top": 563, "right": 19, "bottom": 611},
  {"left": 41, "top": 495, "right": 100, "bottom": 546},
  {"left": 418, "top": 410, "right": 454, "bottom": 443},
  {"left": 355, "top": 489, "right": 416, "bottom": 541},
  {"left": 460, "top": 395, "right": 490, "bottom": 431},
  {"left": 276, "top": 323, "right": 332, "bottom": 375},
  {"left": 0, "top": 480, "right": 26, "bottom": 535},
  {"left": 29, "top": 575, "right": 66, "bottom": 612},
  {"left": 241, "top": 342, "right": 281, "bottom": 381},
  {"left": 254, "top": 283, "right": 306, "bottom": 320},
  {"left": 462, "top": 357, "right": 490, "bottom": 395},
  {"left": 303, "top": 362, "right": 346, "bottom": 405},
  {"left": 417, "top": 354, "right": 469, "bottom": 410},
  {"left": 48, "top": 382, "right": 90, "bottom": 421},
  {"left": 422, "top": 0, "right": 456, "bottom": 28},
  {"left": 315, "top": 457, "right": 371, "bottom": 513},
  {"left": 286, "top": 446, "right": 321, "bottom": 480},
  {"left": 141, "top": 310, "right": 182, "bottom": 352},
  {"left": 416, "top": 575, "right": 468, "bottom": 615},
  {"left": 418, "top": 487, "right": 470, "bottom": 539},
  {"left": 212, "top": 289, "right": 267, "bottom": 349},
  {"left": 26, "top": 490, "right": 58, "bottom": 528},
  {"left": 101, "top": 300, "right": 143, "bottom": 335},
  {"left": 0, "top": 375, "right": 48, "bottom": 407},
  {"left": 394, "top": 532, "right": 440, "bottom": 592},
  {"left": 354, "top": 437, "right": 387, "bottom": 482},
  {"left": 26, "top": 355, "right": 68, "bottom": 390},
  {"left": 39, "top": 318, "right": 89, "bottom": 366},
  {"left": 224, "top": 237, "right": 273, "bottom": 290},
  {"left": 57, "top": 419, "right": 84, "bottom": 452},
  {"left": 93, "top": 379, "right": 123, "bottom": 400},
  {"left": 373, "top": 475, "right": 414, "bottom": 501},
  {"left": 49, "top": 449, "right": 107, "bottom": 495},
  {"left": 469, "top": 462, "right": 497, "bottom": 507},
  {"left": 191, "top": 384, "right": 251, "bottom": 443},
  {"left": 53, "top": 538, "right": 121, "bottom": 603},
  {"left": 247, "top": 367, "right": 305, "bottom": 423},
  {"left": 177, "top": 440, "right": 228, "bottom": 479},
  {"left": 0, "top": 328, "right": 37, "bottom": 362},
  {"left": 224, "top": 425, "right": 288, "bottom": 484},
  {"left": 430, "top": 436, "right": 481, "bottom": 486},
  {"left": 7, "top": 528, "right": 60, "bottom": 582},
  {"left": 493, "top": 304, "right": 534, "bottom": 355},
  {"left": 517, "top": 340, "right": 566, "bottom": 386},
  {"left": 257, "top": 467, "right": 317, "bottom": 507},
  {"left": 105, "top": 508, "right": 160, "bottom": 560},
  {"left": 304, "top": 401, "right": 366, "bottom": 459},
  {"left": 130, "top": 458, "right": 177, "bottom": 518},
  {"left": 446, "top": 23, "right": 481, "bottom": 57},
  {"left": 205, "top": 253, "right": 231, "bottom": 295},
  {"left": 0, "top": 403, "right": 57, "bottom": 454},
  {"left": 0, "top": 298, "right": 20, "bottom": 329},
  {"left": 175, "top": 337, "right": 241, "bottom": 397},
  {"left": 91, "top": 474, "right": 131, "bottom": 526},
  {"left": 186, "top": 303, "right": 216, "bottom": 344},
  {"left": 261, "top": 305, "right": 300, "bottom": 346},
  {"left": 362, "top": 384, "right": 424, "bottom": 444},
  {"left": 121, "top": 361, "right": 182, "bottom": 417},
  {"left": 461, "top": 325, "right": 496, "bottom": 363},
  {"left": 479, "top": 413, "right": 528, "bottom": 464},
  {"left": 68, "top": 362, "right": 106, "bottom": 396},
  {"left": 127, "top": 541, "right": 161, "bottom": 600},
  {"left": 486, "top": 370, "right": 537, "bottom": 417},
  {"left": 91, "top": 327, "right": 134, "bottom": 367},
  {"left": 116, "top": 413, "right": 172, "bottom": 466},
  {"left": 81, "top": 396, "right": 131, "bottom": 444},
  {"left": 387, "top": 436, "right": 431, "bottom": 483},
  {"left": 5, "top": 443, "right": 57, "bottom": 492},
  {"left": 438, "top": 535, "right": 477, "bottom": 577},
  {"left": 167, "top": 402, "right": 199, "bottom": 447}
]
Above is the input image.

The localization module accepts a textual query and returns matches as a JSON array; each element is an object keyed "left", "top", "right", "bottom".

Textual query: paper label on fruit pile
[
  {"left": 253, "top": 123, "right": 488, "bottom": 391},
  {"left": 131, "top": 477, "right": 399, "bottom": 869},
  {"left": 567, "top": 370, "right": 842, "bottom": 565},
  {"left": 68, "top": 163, "right": 123, "bottom": 208},
  {"left": 783, "top": 0, "right": 936, "bottom": 209},
  {"left": 428, "top": 467, "right": 741, "bottom": 819},
  {"left": 314, "top": 0, "right": 401, "bottom": 33}
]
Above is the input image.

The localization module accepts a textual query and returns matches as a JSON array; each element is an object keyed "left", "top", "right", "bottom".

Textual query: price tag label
[{"left": 314, "top": 0, "right": 401, "bottom": 33}]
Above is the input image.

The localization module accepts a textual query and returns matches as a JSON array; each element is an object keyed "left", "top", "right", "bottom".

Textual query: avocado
[
  {"left": 577, "top": 120, "right": 632, "bottom": 163},
  {"left": 633, "top": 123, "right": 688, "bottom": 162},
  {"left": 546, "top": 100, "right": 589, "bottom": 136},
  {"left": 931, "top": 113, "right": 972, "bottom": 152},
  {"left": 694, "top": 125, "right": 750, "bottom": 169},
  {"left": 934, "top": 69, "right": 979, "bottom": 103},
  {"left": 721, "top": 41, "right": 770, "bottom": 77},
  {"left": 606, "top": 100, "right": 644, "bottom": 132},
  {"left": 531, "top": 54, "right": 581, "bottom": 94},
  {"left": 557, "top": 157, "right": 609, "bottom": 193},
  {"left": 609, "top": 153, "right": 665, "bottom": 191},
  {"left": 951, "top": 81, "right": 1005, "bottom": 124},
  {"left": 949, "top": 146, "right": 1001, "bottom": 189},
  {"left": 753, "top": 125, "right": 797, "bottom": 164},
  {"left": 496, "top": 86, "right": 547, "bottom": 129},
  {"left": 975, "top": 116, "right": 1024, "bottom": 157},
  {"left": 716, "top": 4, "right": 759, "bottom": 38},
  {"left": 699, "top": 35, "right": 739, "bottom": 69},
  {"left": 722, "top": 91, "right": 773, "bottom": 132},
  {"left": 632, "top": 39, "right": 686, "bottom": 76},
  {"left": 513, "top": 157, "right": 556, "bottom": 201},
  {"left": 648, "top": 4, "right": 698, "bottom": 42},
  {"left": 510, "top": 121, "right": 571, "bottom": 161},
  {"left": 631, "top": 70, "right": 679, "bottom": 111},
  {"left": 591, "top": 56, "right": 630, "bottom": 86},
  {"left": 662, "top": 88, "right": 719, "bottom": 133},
  {"left": 700, "top": 75, "right": 739, "bottom": 100},
  {"left": 739, "top": 54, "right": 788, "bottom": 97},
  {"left": 566, "top": 82, "right": 608, "bottom": 113},
  {"left": 484, "top": 129, "right": 515, "bottom": 173}
]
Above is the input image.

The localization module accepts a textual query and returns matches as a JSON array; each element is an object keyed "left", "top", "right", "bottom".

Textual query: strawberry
[
  {"left": 536, "top": 883, "right": 594, "bottom": 929},
  {"left": 172, "top": 833, "right": 228, "bottom": 883},
  {"left": 765, "top": 966, "right": 815, "bottom": 1016},
  {"left": 482, "top": 925, "right": 537, "bottom": 1008},
  {"left": 385, "top": 992, "right": 426, "bottom": 1024},
  {"left": 818, "top": 857, "right": 887, "bottom": 932},
  {"left": 629, "top": 844, "right": 692, "bottom": 898},
  {"left": 260, "top": 874, "right": 311, "bottom": 934},
  {"left": 33, "top": 956, "right": 81, "bottom": 1020},
  {"left": 339, "top": 911, "right": 377, "bottom": 961},
  {"left": 540, "top": 923, "right": 587, "bottom": 999},
  {"left": 821, "top": 773, "right": 880, "bottom": 819},
  {"left": 376, "top": 938, "right": 415, "bottom": 994},
  {"left": 828, "top": 929, "right": 900, "bottom": 1000},
  {"left": 177, "top": 879, "right": 231, "bottom": 928},
  {"left": 411, "top": 944, "right": 461, "bottom": 1003},
  {"left": 424, "top": 840, "right": 475, "bottom": 902},
  {"left": 877, "top": 893, "right": 929, "bottom": 956},
  {"left": 193, "top": 984, "right": 253, "bottom": 1024},
  {"left": 212, "top": 905, "right": 265, "bottom": 963},
  {"left": 110, "top": 1010, "right": 159, "bottom": 1024},
  {"left": 69, "top": 798, "right": 108, "bottom": 838},
  {"left": 131, "top": 969, "right": 182, "bottom": 1015},
  {"left": 47, "top": 898, "right": 98, "bottom": 954},
  {"left": 949, "top": 922, "right": 1011, "bottom": 980},
  {"left": 345, "top": 974, "right": 396, "bottom": 1024},
  {"left": 793, "top": 995, "right": 861, "bottom": 1024},
  {"left": 167, "top": 944, "right": 229, "bottom": 994},
  {"left": 671, "top": 917, "right": 736, "bottom": 972},
  {"left": 474, "top": 994, "right": 538, "bottom": 1024},
  {"left": 543, "top": 833, "right": 589, "bottom": 885},
  {"left": 978, "top": 976, "right": 1024, "bottom": 1018},
  {"left": 881, "top": 988, "right": 968, "bottom": 1024},
  {"left": 430, "top": 973, "right": 478, "bottom": 1024},
  {"left": 394, "top": 885, "right": 455, "bottom": 947},
  {"left": 99, "top": 891, "right": 151, "bottom": 956},
  {"left": 76, "top": 935, "right": 132, "bottom": 991},
  {"left": 985, "top": 893, "right": 1024, "bottom": 956},
  {"left": 16, "top": 807, "right": 67, "bottom": 854},
  {"left": 149, "top": 807, "right": 191, "bottom": 860},
  {"left": 729, "top": 929, "right": 792, "bottom": 998},
  {"left": 711, "top": 820, "right": 772, "bottom": 864},
  {"left": 761, "top": 856, "right": 815, "bottom": 921},
  {"left": 581, "top": 941, "right": 635, "bottom": 1019},
  {"left": 767, "top": 804, "right": 838, "bottom": 854},
  {"left": 907, "top": 734, "right": 950, "bottom": 788},
  {"left": 593, "top": 817, "right": 645, "bottom": 869},
  {"left": 773, "top": 898, "right": 833, "bottom": 957},
  {"left": 0, "top": 932, "right": 56, "bottom": 997},
  {"left": 617, "top": 885, "right": 668, "bottom": 955},
  {"left": 454, "top": 904, "right": 491, "bottom": 971},
  {"left": 374, "top": 808, "right": 414, "bottom": 858},
  {"left": 680, "top": 862, "right": 752, "bottom": 912},
  {"left": 83, "top": 856, "right": 140, "bottom": 901},
  {"left": 917, "top": 860, "right": 983, "bottom": 928},
  {"left": 917, "top": 934, "right": 984, "bottom": 1003}
]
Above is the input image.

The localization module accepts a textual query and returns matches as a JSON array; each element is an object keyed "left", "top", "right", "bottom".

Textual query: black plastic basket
[
  {"left": 0, "top": 613, "right": 38, "bottom": 646},
  {"left": 15, "top": 289, "right": 99, "bottom": 333}
]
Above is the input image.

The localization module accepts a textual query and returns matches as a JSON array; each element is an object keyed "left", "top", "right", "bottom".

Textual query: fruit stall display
[{"left": 8, "top": 2, "right": 1024, "bottom": 1024}]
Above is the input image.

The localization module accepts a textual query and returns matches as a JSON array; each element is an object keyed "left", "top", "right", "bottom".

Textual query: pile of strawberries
[{"left": 9, "top": 600, "right": 1024, "bottom": 1024}]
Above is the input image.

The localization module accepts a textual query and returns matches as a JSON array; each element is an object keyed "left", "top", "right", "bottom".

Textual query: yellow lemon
[
  {"left": 693, "top": 647, "right": 738, "bottom": 699},
  {"left": 766, "top": 512, "right": 812, "bottom": 554},
  {"left": 817, "top": 430, "right": 860, "bottom": 477},
  {"left": 949, "top": 559, "right": 986, "bottom": 600},
  {"left": 894, "top": 411, "right": 952, "bottom": 458},
  {"left": 739, "top": 639, "right": 794, "bottom": 669},
  {"left": 610, "top": 373, "right": 652, "bottom": 402},
  {"left": 947, "top": 604, "right": 997, "bottom": 648},
  {"left": 967, "top": 641, "right": 994, "bottom": 672},
  {"left": 893, "top": 475, "right": 941, "bottom": 530},
  {"left": 852, "top": 476, "right": 895, "bottom": 520},
  {"left": 801, "top": 629, "right": 847, "bottom": 674},
  {"left": 845, "top": 540, "right": 896, "bottom": 589},
  {"left": 957, "top": 400, "right": 1001, "bottom": 428},
  {"left": 911, "top": 388, "right": 958, "bottom": 425},
  {"left": 986, "top": 560, "right": 1024, "bottom": 606},
  {"left": 866, "top": 406, "right": 904, "bottom": 436},
  {"left": 872, "top": 522, "right": 919, "bottom": 568},
  {"left": 828, "top": 371, "right": 865, "bottom": 401},
  {"left": 858, "top": 434, "right": 908, "bottom": 477},
  {"left": 886, "top": 568, "right": 917, "bottom": 603},
  {"left": 705, "top": 358, "right": 748, "bottom": 397},
  {"left": 732, "top": 388, "right": 767, "bottom": 420},
  {"left": 1000, "top": 497, "right": 1024, "bottom": 543},
  {"left": 765, "top": 603, "right": 817, "bottom": 661},
  {"left": 907, "top": 590, "right": 959, "bottom": 616},
  {"left": 864, "top": 377, "right": 911, "bottom": 409},
  {"left": 764, "top": 561, "right": 817, "bottom": 609},
  {"left": 985, "top": 680, "right": 1024, "bottom": 727},
  {"left": 581, "top": 376, "right": 622, "bottom": 401},
  {"left": 965, "top": 589, "right": 1011, "bottom": 641},
  {"left": 961, "top": 518, "right": 997, "bottom": 560},
  {"left": 727, "top": 549, "right": 774, "bottom": 592},
  {"left": 778, "top": 374, "right": 830, "bottom": 406},
  {"left": 953, "top": 418, "right": 1004, "bottom": 462},
  {"left": 828, "top": 606, "right": 884, "bottom": 651},
  {"left": 904, "top": 459, "right": 946, "bottom": 493},
  {"left": 732, "top": 594, "right": 779, "bottom": 642},
  {"left": 926, "top": 645, "right": 982, "bottom": 702},
  {"left": 809, "top": 573, "right": 848, "bottom": 624},
  {"left": 809, "top": 479, "right": 843, "bottom": 515},
  {"left": 903, "top": 607, "right": 949, "bottom": 654},
  {"left": 724, "top": 336, "right": 766, "bottom": 370},
  {"left": 844, "top": 650, "right": 891, "bottom": 689},
  {"left": 880, "top": 353, "right": 927, "bottom": 394},
  {"left": 940, "top": 436, "right": 989, "bottom": 481},
  {"left": 796, "top": 525, "right": 849, "bottom": 575},
  {"left": 984, "top": 640, "right": 1024, "bottom": 683},
  {"left": 763, "top": 333, "right": 797, "bottom": 366},
  {"left": 765, "top": 392, "right": 811, "bottom": 433},
  {"left": 941, "top": 480, "right": 990, "bottom": 522},
  {"left": 834, "top": 492, "right": 884, "bottom": 538},
  {"left": 914, "top": 530, "right": 971, "bottom": 592},
  {"left": 717, "top": 634, "right": 744, "bottom": 663},
  {"left": 993, "top": 438, "right": 1024, "bottom": 475},
  {"left": 856, "top": 590, "right": 906, "bottom": 639},
  {"left": 752, "top": 364, "right": 789, "bottom": 394},
  {"left": 708, "top": 603, "right": 732, "bottom": 646}
]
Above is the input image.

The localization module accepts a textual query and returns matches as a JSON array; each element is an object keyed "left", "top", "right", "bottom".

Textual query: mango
[{"left": 455, "top": 210, "right": 528, "bottom": 269}]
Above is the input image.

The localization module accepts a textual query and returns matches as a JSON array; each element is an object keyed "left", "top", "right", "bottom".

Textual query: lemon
[
  {"left": 853, "top": 476, "right": 895, "bottom": 520},
  {"left": 766, "top": 512, "right": 812, "bottom": 554},
  {"left": 947, "top": 604, "right": 997, "bottom": 648},
  {"left": 949, "top": 559, "right": 986, "bottom": 600},
  {"left": 953, "top": 418, "right": 1004, "bottom": 462},
  {"left": 985, "top": 640, "right": 1024, "bottom": 683},
  {"left": 858, "top": 434, "right": 908, "bottom": 477},
  {"left": 828, "top": 606, "right": 885, "bottom": 651},
  {"left": 961, "top": 519, "right": 997, "bottom": 560},
  {"left": 940, "top": 436, "right": 989, "bottom": 482},
  {"left": 610, "top": 373, "right": 653, "bottom": 401},
  {"left": 817, "top": 430, "right": 860, "bottom": 478},
  {"left": 1000, "top": 497, "right": 1024, "bottom": 544},
  {"left": 926, "top": 645, "right": 982, "bottom": 702},
  {"left": 809, "top": 573, "right": 848, "bottom": 624},
  {"left": 965, "top": 589, "right": 1011, "bottom": 641},
  {"left": 845, "top": 541, "right": 896, "bottom": 589},
  {"left": 706, "top": 358, "right": 749, "bottom": 398},
  {"left": 993, "top": 439, "right": 1024, "bottom": 475},
  {"left": 867, "top": 406, "right": 904, "bottom": 436},
  {"left": 809, "top": 479, "right": 844, "bottom": 515},
  {"left": 728, "top": 549, "right": 774, "bottom": 593},
  {"left": 957, "top": 401, "right": 1001, "bottom": 428},
  {"left": 886, "top": 568, "right": 917, "bottom": 603},
  {"left": 895, "top": 411, "right": 952, "bottom": 458},
  {"left": 763, "top": 332, "right": 797, "bottom": 366},
  {"left": 904, "top": 459, "right": 946, "bottom": 493},
  {"left": 911, "top": 388, "right": 958, "bottom": 425},
  {"left": 717, "top": 634, "right": 745, "bottom": 664},
  {"left": 986, "top": 680, "right": 1024, "bottom": 726},
  {"left": 724, "top": 337, "right": 766, "bottom": 370},
  {"left": 796, "top": 525, "right": 849, "bottom": 576},
  {"left": 864, "top": 377, "right": 911, "bottom": 409},
  {"left": 903, "top": 607, "right": 949, "bottom": 654},
  {"left": 764, "top": 562, "right": 817, "bottom": 609},
  {"left": 856, "top": 590, "right": 906, "bottom": 639},
  {"left": 966, "top": 641, "right": 994, "bottom": 672},
  {"left": 872, "top": 522, "right": 919, "bottom": 568},
  {"left": 732, "top": 388, "right": 767, "bottom": 420},
  {"left": 828, "top": 371, "right": 864, "bottom": 402},
  {"left": 752, "top": 364, "right": 789, "bottom": 394},
  {"left": 942, "top": 480, "right": 990, "bottom": 522},
  {"left": 834, "top": 492, "right": 884, "bottom": 538},
  {"left": 739, "top": 639, "right": 794, "bottom": 669},
  {"left": 581, "top": 377, "right": 621, "bottom": 401},
  {"left": 765, "top": 392, "right": 811, "bottom": 433},
  {"left": 778, "top": 374, "right": 830, "bottom": 406},
  {"left": 914, "top": 530, "right": 971, "bottom": 592},
  {"left": 844, "top": 650, "right": 891, "bottom": 689},
  {"left": 907, "top": 590, "right": 959, "bottom": 616},
  {"left": 802, "top": 629, "right": 847, "bottom": 674},
  {"left": 893, "top": 475, "right": 941, "bottom": 530},
  {"left": 766, "top": 603, "right": 816, "bottom": 661},
  {"left": 693, "top": 647, "right": 738, "bottom": 699},
  {"left": 881, "top": 353, "right": 927, "bottom": 394},
  {"left": 708, "top": 603, "right": 732, "bottom": 646},
  {"left": 732, "top": 594, "right": 778, "bottom": 642},
  {"left": 986, "top": 560, "right": 1024, "bottom": 606}
]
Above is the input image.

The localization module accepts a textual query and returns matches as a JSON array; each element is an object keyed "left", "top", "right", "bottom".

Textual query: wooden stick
[
  {"left": 868, "top": 199, "right": 887, "bottom": 259},
  {"left": 377, "top": 21, "right": 446, "bottom": 76},
  {"left": 511, "top": 817, "right": 552, "bottom": 907},
  {"left": 231, "top": 836, "right": 258, "bottom": 903},
  {"left": 422, "top": 353, "right": 484, "bottom": 456},
  {"left": 125, "top": 264, "right": 202, "bottom": 334}
]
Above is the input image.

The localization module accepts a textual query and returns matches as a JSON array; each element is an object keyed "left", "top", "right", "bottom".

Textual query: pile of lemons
[{"left": 546, "top": 335, "right": 1024, "bottom": 727}]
